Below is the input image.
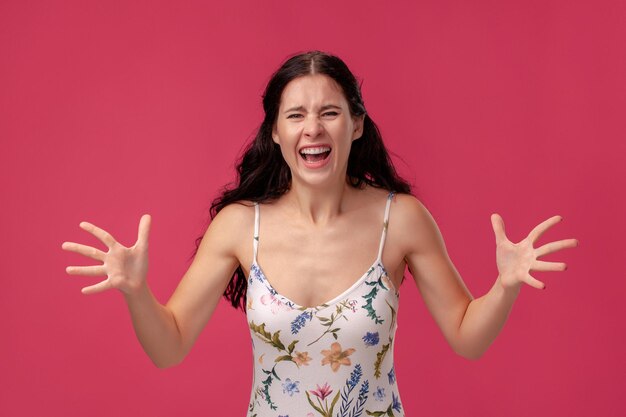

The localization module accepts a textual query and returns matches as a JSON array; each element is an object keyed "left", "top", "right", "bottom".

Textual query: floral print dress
[{"left": 246, "top": 192, "right": 404, "bottom": 417}]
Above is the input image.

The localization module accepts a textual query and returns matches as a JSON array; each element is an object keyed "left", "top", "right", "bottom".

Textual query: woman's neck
[{"left": 284, "top": 177, "right": 355, "bottom": 226}]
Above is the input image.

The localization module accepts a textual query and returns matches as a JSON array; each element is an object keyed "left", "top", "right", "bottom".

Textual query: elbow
[
  {"left": 452, "top": 328, "right": 486, "bottom": 360},
  {"left": 459, "top": 350, "right": 484, "bottom": 361},
  {"left": 151, "top": 338, "right": 188, "bottom": 369},
  {"left": 454, "top": 345, "right": 485, "bottom": 361},
  {"left": 151, "top": 353, "right": 185, "bottom": 369},
  {"left": 452, "top": 341, "right": 485, "bottom": 361},
  {"left": 153, "top": 358, "right": 182, "bottom": 369}
]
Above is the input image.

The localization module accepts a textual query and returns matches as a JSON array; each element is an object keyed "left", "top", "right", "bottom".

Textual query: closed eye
[{"left": 287, "top": 112, "right": 339, "bottom": 119}]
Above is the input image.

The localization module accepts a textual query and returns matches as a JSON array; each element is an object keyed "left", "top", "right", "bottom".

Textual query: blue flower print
[
  {"left": 373, "top": 386, "right": 386, "bottom": 401},
  {"left": 281, "top": 378, "right": 300, "bottom": 397},
  {"left": 347, "top": 363, "right": 363, "bottom": 390},
  {"left": 290, "top": 311, "right": 313, "bottom": 335},
  {"left": 387, "top": 367, "right": 396, "bottom": 384},
  {"left": 362, "top": 331, "right": 380, "bottom": 346},
  {"left": 250, "top": 263, "right": 264, "bottom": 283},
  {"left": 392, "top": 392, "right": 402, "bottom": 412}
]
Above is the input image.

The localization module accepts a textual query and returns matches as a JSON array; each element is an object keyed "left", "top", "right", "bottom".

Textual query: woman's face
[{"left": 272, "top": 74, "right": 364, "bottom": 189}]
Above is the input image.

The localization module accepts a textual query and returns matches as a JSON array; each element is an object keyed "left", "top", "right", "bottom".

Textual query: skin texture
[{"left": 62, "top": 74, "right": 578, "bottom": 367}]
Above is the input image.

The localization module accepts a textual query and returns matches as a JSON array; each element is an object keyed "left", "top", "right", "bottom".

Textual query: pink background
[{"left": 1, "top": 1, "right": 624, "bottom": 416}]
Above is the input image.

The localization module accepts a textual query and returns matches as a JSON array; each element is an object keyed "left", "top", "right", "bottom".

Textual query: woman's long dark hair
[{"left": 191, "top": 50, "right": 413, "bottom": 310}]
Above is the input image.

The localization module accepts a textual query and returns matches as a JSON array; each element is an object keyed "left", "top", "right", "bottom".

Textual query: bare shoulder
[
  {"left": 357, "top": 185, "right": 397, "bottom": 206},
  {"left": 199, "top": 200, "right": 255, "bottom": 259},
  {"left": 388, "top": 193, "right": 441, "bottom": 257},
  {"left": 390, "top": 192, "right": 430, "bottom": 223},
  {"left": 211, "top": 200, "right": 255, "bottom": 228}
]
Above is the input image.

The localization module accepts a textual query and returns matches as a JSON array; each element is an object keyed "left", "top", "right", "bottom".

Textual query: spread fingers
[
  {"left": 61, "top": 241, "right": 106, "bottom": 262},
  {"left": 65, "top": 265, "right": 106, "bottom": 276}
]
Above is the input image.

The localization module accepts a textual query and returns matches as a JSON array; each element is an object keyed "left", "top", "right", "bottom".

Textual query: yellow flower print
[
  {"left": 320, "top": 342, "right": 356, "bottom": 372},
  {"left": 293, "top": 351, "right": 312, "bottom": 366}
]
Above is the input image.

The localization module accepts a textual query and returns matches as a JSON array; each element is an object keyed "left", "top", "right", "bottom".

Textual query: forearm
[
  {"left": 455, "top": 275, "right": 521, "bottom": 359},
  {"left": 123, "top": 283, "right": 184, "bottom": 368}
]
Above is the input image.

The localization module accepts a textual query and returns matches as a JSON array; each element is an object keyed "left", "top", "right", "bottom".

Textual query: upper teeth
[{"left": 300, "top": 147, "right": 330, "bottom": 155}]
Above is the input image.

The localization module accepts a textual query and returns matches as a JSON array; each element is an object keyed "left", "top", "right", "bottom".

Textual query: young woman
[{"left": 62, "top": 50, "right": 578, "bottom": 416}]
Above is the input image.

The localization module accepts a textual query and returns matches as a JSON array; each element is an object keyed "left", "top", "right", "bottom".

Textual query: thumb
[
  {"left": 490, "top": 213, "right": 506, "bottom": 245},
  {"left": 136, "top": 214, "right": 151, "bottom": 247}
]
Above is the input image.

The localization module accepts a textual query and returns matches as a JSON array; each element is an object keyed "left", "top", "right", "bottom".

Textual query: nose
[{"left": 303, "top": 115, "right": 323, "bottom": 138}]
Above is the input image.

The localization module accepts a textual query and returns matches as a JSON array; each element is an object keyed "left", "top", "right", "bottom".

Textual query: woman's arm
[
  {"left": 452, "top": 274, "right": 520, "bottom": 359},
  {"left": 393, "top": 194, "right": 474, "bottom": 358},
  {"left": 393, "top": 195, "right": 577, "bottom": 359},
  {"left": 161, "top": 203, "right": 246, "bottom": 365},
  {"left": 63, "top": 203, "right": 248, "bottom": 368},
  {"left": 455, "top": 213, "right": 577, "bottom": 359}
]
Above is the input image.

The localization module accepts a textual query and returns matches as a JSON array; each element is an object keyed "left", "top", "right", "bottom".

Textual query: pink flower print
[
  {"left": 309, "top": 383, "right": 333, "bottom": 400},
  {"left": 260, "top": 292, "right": 293, "bottom": 314}
]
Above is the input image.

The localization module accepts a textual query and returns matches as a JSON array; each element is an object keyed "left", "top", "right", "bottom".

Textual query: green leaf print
[
  {"left": 386, "top": 299, "right": 397, "bottom": 332},
  {"left": 249, "top": 320, "right": 292, "bottom": 354},
  {"left": 271, "top": 330, "right": 286, "bottom": 351},
  {"left": 373, "top": 340, "right": 391, "bottom": 378},
  {"left": 362, "top": 285, "right": 383, "bottom": 324},
  {"left": 375, "top": 275, "right": 389, "bottom": 291},
  {"left": 307, "top": 299, "right": 355, "bottom": 346},
  {"left": 248, "top": 389, "right": 259, "bottom": 414},
  {"left": 361, "top": 269, "right": 391, "bottom": 324},
  {"left": 259, "top": 364, "right": 279, "bottom": 410},
  {"left": 329, "top": 389, "right": 341, "bottom": 416},
  {"left": 306, "top": 390, "right": 326, "bottom": 415},
  {"left": 365, "top": 405, "right": 395, "bottom": 417}
]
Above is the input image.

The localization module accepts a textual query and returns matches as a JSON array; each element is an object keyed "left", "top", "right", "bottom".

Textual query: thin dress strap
[
  {"left": 253, "top": 202, "right": 260, "bottom": 264},
  {"left": 376, "top": 192, "right": 395, "bottom": 262}
]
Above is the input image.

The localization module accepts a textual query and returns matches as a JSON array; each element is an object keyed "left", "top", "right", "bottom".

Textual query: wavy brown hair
[{"left": 190, "top": 50, "right": 413, "bottom": 310}]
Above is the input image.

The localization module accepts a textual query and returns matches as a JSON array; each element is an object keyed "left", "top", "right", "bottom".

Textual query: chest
[{"left": 249, "top": 218, "right": 401, "bottom": 309}]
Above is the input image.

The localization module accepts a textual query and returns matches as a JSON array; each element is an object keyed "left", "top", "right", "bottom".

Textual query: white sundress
[{"left": 246, "top": 191, "right": 403, "bottom": 417}]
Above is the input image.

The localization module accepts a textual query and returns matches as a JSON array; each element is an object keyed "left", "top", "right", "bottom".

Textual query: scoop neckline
[{"left": 249, "top": 259, "right": 395, "bottom": 310}]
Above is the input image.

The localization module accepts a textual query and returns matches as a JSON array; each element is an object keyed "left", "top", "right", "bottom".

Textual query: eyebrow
[{"left": 283, "top": 104, "right": 342, "bottom": 114}]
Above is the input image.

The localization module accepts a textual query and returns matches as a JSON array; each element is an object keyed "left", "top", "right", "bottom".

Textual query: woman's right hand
[{"left": 62, "top": 214, "right": 152, "bottom": 296}]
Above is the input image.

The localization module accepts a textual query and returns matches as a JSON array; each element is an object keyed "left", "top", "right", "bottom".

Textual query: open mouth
[{"left": 299, "top": 146, "right": 331, "bottom": 163}]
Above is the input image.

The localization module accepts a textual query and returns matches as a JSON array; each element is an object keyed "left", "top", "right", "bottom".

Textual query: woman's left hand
[{"left": 490, "top": 214, "right": 578, "bottom": 291}]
